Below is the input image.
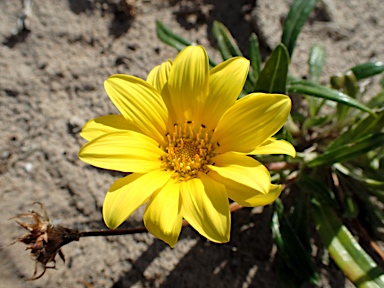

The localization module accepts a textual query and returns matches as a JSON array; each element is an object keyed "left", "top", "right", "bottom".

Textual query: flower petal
[
  {"left": 146, "top": 60, "right": 172, "bottom": 94},
  {"left": 208, "top": 152, "right": 270, "bottom": 194},
  {"left": 168, "top": 45, "right": 209, "bottom": 124},
  {"left": 104, "top": 74, "right": 168, "bottom": 144},
  {"left": 80, "top": 115, "right": 142, "bottom": 142},
  {"left": 79, "top": 131, "right": 163, "bottom": 173},
  {"left": 146, "top": 61, "right": 178, "bottom": 131},
  {"left": 249, "top": 138, "right": 296, "bottom": 157},
  {"left": 239, "top": 184, "right": 281, "bottom": 206},
  {"left": 103, "top": 170, "right": 172, "bottom": 229},
  {"left": 210, "top": 170, "right": 282, "bottom": 207},
  {"left": 180, "top": 173, "right": 230, "bottom": 243},
  {"left": 202, "top": 57, "right": 249, "bottom": 132},
  {"left": 144, "top": 179, "right": 182, "bottom": 247},
  {"left": 211, "top": 93, "right": 291, "bottom": 153}
]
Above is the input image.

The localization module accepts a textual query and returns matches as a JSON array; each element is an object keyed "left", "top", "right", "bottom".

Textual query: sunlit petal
[
  {"left": 249, "top": 138, "right": 296, "bottom": 157},
  {"left": 79, "top": 131, "right": 163, "bottom": 173},
  {"left": 211, "top": 93, "right": 291, "bottom": 153},
  {"left": 210, "top": 170, "right": 282, "bottom": 207},
  {"left": 181, "top": 173, "right": 230, "bottom": 243},
  {"left": 146, "top": 60, "right": 172, "bottom": 94},
  {"left": 80, "top": 115, "right": 142, "bottom": 142},
  {"left": 202, "top": 57, "right": 249, "bottom": 132},
  {"left": 208, "top": 152, "right": 270, "bottom": 194},
  {"left": 237, "top": 184, "right": 281, "bottom": 206},
  {"left": 168, "top": 45, "right": 209, "bottom": 124},
  {"left": 104, "top": 74, "right": 168, "bottom": 144},
  {"left": 146, "top": 60, "right": 177, "bottom": 130},
  {"left": 144, "top": 179, "right": 182, "bottom": 247},
  {"left": 103, "top": 171, "right": 172, "bottom": 229}
]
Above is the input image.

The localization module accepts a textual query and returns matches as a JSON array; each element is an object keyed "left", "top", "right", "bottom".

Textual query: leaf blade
[
  {"left": 306, "top": 133, "right": 384, "bottom": 167},
  {"left": 272, "top": 199, "right": 320, "bottom": 285},
  {"left": 288, "top": 80, "right": 374, "bottom": 114},
  {"left": 351, "top": 62, "right": 384, "bottom": 81},
  {"left": 281, "top": 0, "right": 320, "bottom": 56},
  {"left": 255, "top": 44, "right": 290, "bottom": 94},
  {"left": 311, "top": 196, "right": 384, "bottom": 287}
]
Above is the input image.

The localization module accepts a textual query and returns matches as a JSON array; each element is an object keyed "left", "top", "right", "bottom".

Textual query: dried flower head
[{"left": 9, "top": 203, "right": 80, "bottom": 280}]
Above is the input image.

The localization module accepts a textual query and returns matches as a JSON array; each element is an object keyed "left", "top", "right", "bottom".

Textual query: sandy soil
[{"left": 1, "top": 0, "right": 383, "bottom": 287}]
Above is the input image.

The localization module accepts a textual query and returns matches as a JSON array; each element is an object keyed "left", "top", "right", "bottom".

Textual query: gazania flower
[{"left": 79, "top": 45, "right": 295, "bottom": 247}]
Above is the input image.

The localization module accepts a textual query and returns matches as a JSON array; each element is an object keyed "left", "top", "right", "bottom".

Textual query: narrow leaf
[
  {"left": 156, "top": 21, "right": 217, "bottom": 67},
  {"left": 299, "top": 174, "right": 338, "bottom": 208},
  {"left": 334, "top": 163, "right": 384, "bottom": 190},
  {"left": 212, "top": 21, "right": 243, "bottom": 60},
  {"left": 272, "top": 199, "right": 320, "bottom": 285},
  {"left": 156, "top": 20, "right": 191, "bottom": 51},
  {"left": 288, "top": 80, "right": 374, "bottom": 114},
  {"left": 281, "top": 0, "right": 320, "bottom": 56},
  {"left": 367, "top": 89, "right": 384, "bottom": 109},
  {"left": 328, "top": 109, "right": 384, "bottom": 150},
  {"left": 303, "top": 115, "right": 332, "bottom": 130},
  {"left": 255, "top": 43, "right": 290, "bottom": 94},
  {"left": 289, "top": 189, "right": 311, "bottom": 251},
  {"left": 336, "top": 171, "right": 384, "bottom": 230},
  {"left": 308, "top": 44, "right": 325, "bottom": 82},
  {"left": 311, "top": 196, "right": 384, "bottom": 287},
  {"left": 306, "top": 133, "right": 384, "bottom": 167},
  {"left": 249, "top": 33, "right": 262, "bottom": 83},
  {"left": 351, "top": 62, "right": 384, "bottom": 81},
  {"left": 210, "top": 21, "right": 256, "bottom": 94}
]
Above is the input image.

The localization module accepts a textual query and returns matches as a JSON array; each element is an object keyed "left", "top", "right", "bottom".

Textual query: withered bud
[{"left": 9, "top": 202, "right": 80, "bottom": 280}]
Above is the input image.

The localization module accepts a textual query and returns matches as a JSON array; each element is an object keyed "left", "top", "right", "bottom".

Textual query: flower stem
[
  {"left": 78, "top": 202, "right": 243, "bottom": 238},
  {"left": 79, "top": 226, "right": 148, "bottom": 238}
]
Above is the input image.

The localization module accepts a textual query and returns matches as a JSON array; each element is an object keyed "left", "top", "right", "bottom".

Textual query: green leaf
[
  {"left": 342, "top": 195, "right": 360, "bottom": 219},
  {"left": 328, "top": 109, "right": 384, "bottom": 150},
  {"left": 249, "top": 33, "right": 262, "bottom": 83},
  {"left": 287, "top": 80, "right": 374, "bottom": 114},
  {"left": 306, "top": 44, "right": 326, "bottom": 115},
  {"left": 302, "top": 115, "right": 332, "bottom": 130},
  {"left": 334, "top": 163, "right": 384, "bottom": 190},
  {"left": 281, "top": 0, "right": 320, "bottom": 56},
  {"left": 306, "top": 133, "right": 384, "bottom": 167},
  {"left": 156, "top": 20, "right": 191, "bottom": 51},
  {"left": 289, "top": 188, "right": 312, "bottom": 251},
  {"left": 254, "top": 44, "right": 290, "bottom": 94},
  {"left": 367, "top": 89, "right": 384, "bottom": 108},
  {"left": 308, "top": 44, "right": 325, "bottom": 83},
  {"left": 335, "top": 170, "right": 384, "bottom": 231},
  {"left": 299, "top": 174, "right": 338, "bottom": 208},
  {"left": 350, "top": 62, "right": 384, "bottom": 81},
  {"left": 210, "top": 21, "right": 256, "bottom": 95},
  {"left": 344, "top": 70, "right": 359, "bottom": 98},
  {"left": 311, "top": 196, "right": 384, "bottom": 287},
  {"left": 212, "top": 21, "right": 243, "bottom": 60},
  {"left": 272, "top": 199, "right": 320, "bottom": 285},
  {"left": 156, "top": 21, "right": 217, "bottom": 67}
]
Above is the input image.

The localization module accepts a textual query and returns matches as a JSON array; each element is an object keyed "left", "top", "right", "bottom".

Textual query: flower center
[{"left": 161, "top": 121, "right": 214, "bottom": 181}]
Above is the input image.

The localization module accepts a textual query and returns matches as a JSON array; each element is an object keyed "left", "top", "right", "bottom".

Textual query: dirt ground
[{"left": 1, "top": 0, "right": 383, "bottom": 287}]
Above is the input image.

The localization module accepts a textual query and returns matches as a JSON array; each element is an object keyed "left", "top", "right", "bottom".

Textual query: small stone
[{"left": 25, "top": 162, "right": 33, "bottom": 173}]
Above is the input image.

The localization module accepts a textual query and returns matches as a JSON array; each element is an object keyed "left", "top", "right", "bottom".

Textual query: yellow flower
[{"left": 79, "top": 45, "right": 295, "bottom": 247}]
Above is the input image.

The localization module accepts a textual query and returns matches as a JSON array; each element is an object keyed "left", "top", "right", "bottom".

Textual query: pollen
[{"left": 161, "top": 121, "right": 214, "bottom": 181}]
